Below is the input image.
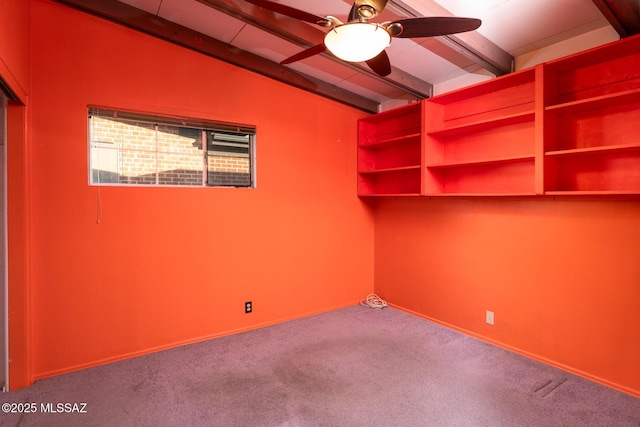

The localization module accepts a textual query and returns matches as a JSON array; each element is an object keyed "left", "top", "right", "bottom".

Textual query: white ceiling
[{"left": 108, "top": 0, "right": 620, "bottom": 110}]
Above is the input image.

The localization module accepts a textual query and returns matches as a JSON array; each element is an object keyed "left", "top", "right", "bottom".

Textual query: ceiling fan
[{"left": 244, "top": 0, "right": 481, "bottom": 77}]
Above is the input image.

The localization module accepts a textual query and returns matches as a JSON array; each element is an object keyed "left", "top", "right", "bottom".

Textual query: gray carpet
[{"left": 1, "top": 306, "right": 639, "bottom": 426}]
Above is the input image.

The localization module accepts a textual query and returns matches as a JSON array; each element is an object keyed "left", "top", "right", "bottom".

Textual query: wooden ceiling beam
[{"left": 591, "top": 0, "right": 640, "bottom": 38}]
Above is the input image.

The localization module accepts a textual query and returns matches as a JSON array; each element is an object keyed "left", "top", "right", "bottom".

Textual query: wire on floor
[{"left": 360, "top": 294, "right": 388, "bottom": 309}]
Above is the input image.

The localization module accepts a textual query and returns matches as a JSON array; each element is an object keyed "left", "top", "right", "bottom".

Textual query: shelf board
[
  {"left": 545, "top": 143, "right": 640, "bottom": 157},
  {"left": 358, "top": 165, "right": 421, "bottom": 175},
  {"left": 427, "top": 111, "right": 535, "bottom": 137},
  {"left": 359, "top": 132, "right": 421, "bottom": 148},
  {"left": 426, "top": 154, "right": 534, "bottom": 169},
  {"left": 545, "top": 89, "right": 640, "bottom": 114},
  {"left": 358, "top": 193, "right": 422, "bottom": 197},
  {"left": 424, "top": 192, "right": 537, "bottom": 197},
  {"left": 428, "top": 68, "right": 536, "bottom": 104},
  {"left": 544, "top": 190, "right": 640, "bottom": 195}
]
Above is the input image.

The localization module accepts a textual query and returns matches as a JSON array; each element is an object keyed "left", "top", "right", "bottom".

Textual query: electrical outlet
[
  {"left": 486, "top": 310, "right": 494, "bottom": 326},
  {"left": 245, "top": 301, "right": 252, "bottom": 314}
]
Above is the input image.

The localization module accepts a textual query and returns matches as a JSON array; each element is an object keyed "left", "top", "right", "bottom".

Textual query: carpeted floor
[{"left": 1, "top": 306, "right": 639, "bottom": 426}]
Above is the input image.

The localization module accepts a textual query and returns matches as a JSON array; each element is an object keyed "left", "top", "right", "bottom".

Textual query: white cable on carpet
[{"left": 360, "top": 294, "right": 388, "bottom": 309}]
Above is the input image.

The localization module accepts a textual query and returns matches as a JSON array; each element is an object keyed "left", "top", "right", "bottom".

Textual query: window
[{"left": 89, "top": 108, "right": 255, "bottom": 187}]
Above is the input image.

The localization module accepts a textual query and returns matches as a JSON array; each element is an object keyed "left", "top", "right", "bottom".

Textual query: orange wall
[
  {"left": 0, "top": 0, "right": 30, "bottom": 101},
  {"left": 26, "top": 0, "right": 373, "bottom": 381},
  {"left": 373, "top": 196, "right": 640, "bottom": 397}
]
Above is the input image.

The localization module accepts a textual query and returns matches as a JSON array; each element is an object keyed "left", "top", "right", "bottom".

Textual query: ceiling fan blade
[
  {"left": 244, "top": 0, "right": 330, "bottom": 26},
  {"left": 281, "top": 43, "right": 328, "bottom": 65},
  {"left": 389, "top": 17, "right": 481, "bottom": 38},
  {"left": 366, "top": 50, "right": 391, "bottom": 77}
]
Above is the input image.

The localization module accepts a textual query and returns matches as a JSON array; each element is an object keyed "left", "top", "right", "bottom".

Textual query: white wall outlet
[{"left": 486, "top": 310, "right": 495, "bottom": 325}]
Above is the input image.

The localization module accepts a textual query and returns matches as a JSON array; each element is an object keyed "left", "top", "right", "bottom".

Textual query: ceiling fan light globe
[{"left": 324, "top": 23, "right": 391, "bottom": 62}]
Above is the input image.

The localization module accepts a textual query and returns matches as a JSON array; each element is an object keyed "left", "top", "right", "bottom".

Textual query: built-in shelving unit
[
  {"left": 542, "top": 36, "right": 640, "bottom": 194},
  {"left": 357, "top": 102, "right": 423, "bottom": 196},
  {"left": 357, "top": 34, "right": 640, "bottom": 197},
  {"left": 424, "top": 68, "right": 537, "bottom": 196}
]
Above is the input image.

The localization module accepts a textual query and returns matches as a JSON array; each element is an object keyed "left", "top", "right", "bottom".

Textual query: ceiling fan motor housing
[{"left": 358, "top": 5, "right": 377, "bottom": 19}]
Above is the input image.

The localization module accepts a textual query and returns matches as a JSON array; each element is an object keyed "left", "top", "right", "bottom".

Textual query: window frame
[{"left": 88, "top": 107, "right": 256, "bottom": 188}]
